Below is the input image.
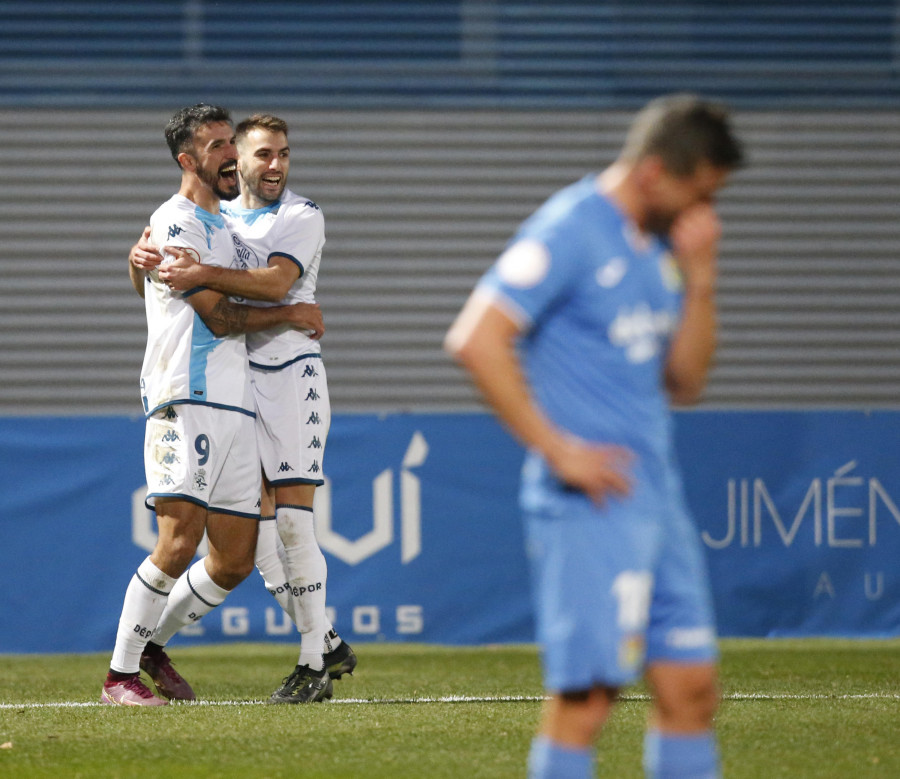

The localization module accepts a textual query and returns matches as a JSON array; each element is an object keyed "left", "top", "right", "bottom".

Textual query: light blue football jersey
[{"left": 478, "top": 174, "right": 685, "bottom": 507}]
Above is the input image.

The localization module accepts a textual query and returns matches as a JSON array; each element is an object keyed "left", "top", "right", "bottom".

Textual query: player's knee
[
  {"left": 557, "top": 687, "right": 616, "bottom": 739},
  {"left": 210, "top": 556, "right": 256, "bottom": 590},
  {"left": 154, "top": 535, "right": 202, "bottom": 575},
  {"left": 655, "top": 676, "right": 719, "bottom": 728}
]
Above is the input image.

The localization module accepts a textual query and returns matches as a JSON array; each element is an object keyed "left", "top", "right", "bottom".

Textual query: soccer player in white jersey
[
  {"left": 446, "top": 95, "right": 743, "bottom": 778},
  {"left": 103, "top": 104, "right": 323, "bottom": 707},
  {"left": 132, "top": 114, "right": 356, "bottom": 704}
]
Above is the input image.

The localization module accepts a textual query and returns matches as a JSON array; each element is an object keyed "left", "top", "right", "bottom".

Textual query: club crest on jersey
[{"left": 660, "top": 252, "right": 683, "bottom": 292}]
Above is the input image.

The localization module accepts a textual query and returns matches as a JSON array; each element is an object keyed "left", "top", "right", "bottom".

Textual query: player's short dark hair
[
  {"left": 164, "top": 104, "right": 232, "bottom": 167},
  {"left": 622, "top": 94, "right": 744, "bottom": 176},
  {"left": 235, "top": 114, "right": 289, "bottom": 143}
]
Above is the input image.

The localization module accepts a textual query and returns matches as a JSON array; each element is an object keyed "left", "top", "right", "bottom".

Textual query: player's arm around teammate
[{"left": 130, "top": 235, "right": 324, "bottom": 338}]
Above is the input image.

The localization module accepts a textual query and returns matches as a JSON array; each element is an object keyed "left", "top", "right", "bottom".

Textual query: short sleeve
[
  {"left": 477, "top": 231, "right": 583, "bottom": 330},
  {"left": 268, "top": 202, "right": 324, "bottom": 276}
]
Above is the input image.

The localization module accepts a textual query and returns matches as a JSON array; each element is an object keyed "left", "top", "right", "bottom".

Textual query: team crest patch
[{"left": 660, "top": 252, "right": 683, "bottom": 292}]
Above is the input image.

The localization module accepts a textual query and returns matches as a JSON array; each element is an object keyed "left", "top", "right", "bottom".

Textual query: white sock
[
  {"left": 324, "top": 628, "right": 342, "bottom": 653},
  {"left": 152, "top": 557, "right": 229, "bottom": 646},
  {"left": 277, "top": 505, "right": 328, "bottom": 670},
  {"left": 110, "top": 557, "right": 177, "bottom": 673},
  {"left": 255, "top": 515, "right": 300, "bottom": 628}
]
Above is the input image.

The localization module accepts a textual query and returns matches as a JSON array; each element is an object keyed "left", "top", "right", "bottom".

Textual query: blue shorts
[{"left": 523, "top": 478, "right": 717, "bottom": 692}]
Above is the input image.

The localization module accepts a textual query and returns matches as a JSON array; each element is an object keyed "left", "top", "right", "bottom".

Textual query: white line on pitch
[{"left": 1, "top": 692, "right": 899, "bottom": 709}]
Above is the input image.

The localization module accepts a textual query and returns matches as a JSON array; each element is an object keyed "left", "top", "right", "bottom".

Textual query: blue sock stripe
[
  {"left": 135, "top": 571, "right": 169, "bottom": 597},
  {"left": 186, "top": 567, "right": 218, "bottom": 609}
]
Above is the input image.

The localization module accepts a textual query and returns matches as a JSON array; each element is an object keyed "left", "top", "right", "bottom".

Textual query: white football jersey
[
  {"left": 222, "top": 189, "right": 324, "bottom": 368},
  {"left": 140, "top": 194, "right": 254, "bottom": 416}
]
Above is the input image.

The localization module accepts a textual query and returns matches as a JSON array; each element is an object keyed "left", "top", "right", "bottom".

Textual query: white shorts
[
  {"left": 251, "top": 355, "right": 330, "bottom": 487},
  {"left": 144, "top": 403, "right": 260, "bottom": 517}
]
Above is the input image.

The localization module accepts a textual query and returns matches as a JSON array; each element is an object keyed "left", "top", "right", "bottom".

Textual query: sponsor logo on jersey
[
  {"left": 609, "top": 303, "right": 677, "bottom": 364},
  {"left": 231, "top": 234, "right": 259, "bottom": 270}
]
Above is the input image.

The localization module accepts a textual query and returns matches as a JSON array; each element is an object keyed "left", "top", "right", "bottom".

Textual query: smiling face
[
  {"left": 185, "top": 120, "right": 239, "bottom": 201},
  {"left": 236, "top": 127, "right": 290, "bottom": 208}
]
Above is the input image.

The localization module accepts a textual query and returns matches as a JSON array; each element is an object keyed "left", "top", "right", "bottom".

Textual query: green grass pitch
[{"left": 1, "top": 639, "right": 898, "bottom": 778}]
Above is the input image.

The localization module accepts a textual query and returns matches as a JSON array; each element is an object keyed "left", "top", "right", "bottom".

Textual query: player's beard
[
  {"left": 244, "top": 169, "right": 286, "bottom": 205},
  {"left": 198, "top": 159, "right": 240, "bottom": 201},
  {"left": 643, "top": 208, "right": 678, "bottom": 240}
]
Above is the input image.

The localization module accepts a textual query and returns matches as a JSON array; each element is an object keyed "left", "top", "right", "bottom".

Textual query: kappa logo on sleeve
[{"left": 167, "top": 224, "right": 184, "bottom": 239}]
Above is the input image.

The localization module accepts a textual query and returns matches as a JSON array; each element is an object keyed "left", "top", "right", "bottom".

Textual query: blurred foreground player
[{"left": 445, "top": 94, "right": 743, "bottom": 777}]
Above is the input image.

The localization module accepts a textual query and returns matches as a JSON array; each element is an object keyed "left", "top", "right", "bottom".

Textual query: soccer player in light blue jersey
[{"left": 446, "top": 94, "right": 743, "bottom": 778}]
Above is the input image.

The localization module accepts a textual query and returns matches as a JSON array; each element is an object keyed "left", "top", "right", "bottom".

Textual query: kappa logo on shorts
[
  {"left": 306, "top": 412, "right": 322, "bottom": 425},
  {"left": 158, "top": 475, "right": 175, "bottom": 487},
  {"left": 302, "top": 364, "right": 319, "bottom": 378},
  {"left": 308, "top": 436, "right": 322, "bottom": 449},
  {"left": 161, "top": 430, "right": 181, "bottom": 443},
  {"left": 278, "top": 462, "right": 295, "bottom": 473},
  {"left": 163, "top": 407, "right": 178, "bottom": 420},
  {"left": 305, "top": 388, "right": 320, "bottom": 401},
  {"left": 307, "top": 461, "right": 320, "bottom": 474},
  {"left": 161, "top": 452, "right": 180, "bottom": 465}
]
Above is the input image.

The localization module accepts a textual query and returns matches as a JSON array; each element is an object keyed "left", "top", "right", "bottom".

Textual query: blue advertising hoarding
[{"left": 0, "top": 411, "right": 898, "bottom": 653}]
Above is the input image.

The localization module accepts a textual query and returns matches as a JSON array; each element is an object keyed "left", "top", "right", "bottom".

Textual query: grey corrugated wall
[{"left": 0, "top": 108, "right": 898, "bottom": 414}]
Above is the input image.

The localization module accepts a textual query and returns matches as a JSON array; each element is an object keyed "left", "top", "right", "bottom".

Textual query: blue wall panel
[{"left": 1, "top": 411, "right": 898, "bottom": 654}]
